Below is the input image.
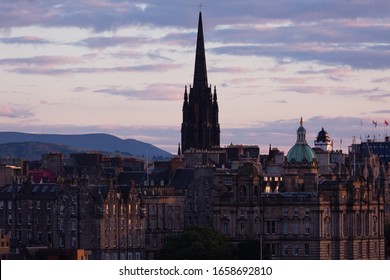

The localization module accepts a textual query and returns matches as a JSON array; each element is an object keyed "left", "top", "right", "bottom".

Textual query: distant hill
[
  {"left": 0, "top": 132, "right": 172, "bottom": 160},
  {"left": 0, "top": 142, "right": 88, "bottom": 161}
]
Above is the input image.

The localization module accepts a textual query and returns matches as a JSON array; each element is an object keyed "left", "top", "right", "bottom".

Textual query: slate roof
[{"left": 170, "top": 168, "right": 194, "bottom": 189}]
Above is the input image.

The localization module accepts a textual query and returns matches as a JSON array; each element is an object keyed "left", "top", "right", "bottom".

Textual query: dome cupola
[{"left": 287, "top": 118, "right": 317, "bottom": 163}]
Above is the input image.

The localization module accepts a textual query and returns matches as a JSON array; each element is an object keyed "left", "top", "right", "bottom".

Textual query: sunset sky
[{"left": 1, "top": 0, "right": 390, "bottom": 154}]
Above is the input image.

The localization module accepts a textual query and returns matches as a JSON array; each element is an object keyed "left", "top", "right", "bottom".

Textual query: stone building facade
[{"left": 0, "top": 172, "right": 185, "bottom": 260}]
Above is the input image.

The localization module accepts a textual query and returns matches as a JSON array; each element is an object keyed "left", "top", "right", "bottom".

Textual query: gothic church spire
[
  {"left": 181, "top": 12, "right": 220, "bottom": 153},
  {"left": 193, "top": 12, "right": 208, "bottom": 89}
]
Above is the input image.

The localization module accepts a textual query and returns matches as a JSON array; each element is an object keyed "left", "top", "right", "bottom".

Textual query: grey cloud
[
  {"left": 0, "top": 36, "right": 51, "bottom": 44},
  {"left": 372, "top": 110, "right": 390, "bottom": 114},
  {"left": 211, "top": 44, "right": 390, "bottom": 69},
  {"left": 77, "top": 36, "right": 153, "bottom": 49},
  {"left": 93, "top": 84, "right": 182, "bottom": 100},
  {"left": 367, "top": 93, "right": 390, "bottom": 102}
]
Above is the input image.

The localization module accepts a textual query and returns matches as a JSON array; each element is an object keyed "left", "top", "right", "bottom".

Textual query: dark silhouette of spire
[
  {"left": 181, "top": 12, "right": 220, "bottom": 153},
  {"left": 193, "top": 12, "right": 208, "bottom": 89}
]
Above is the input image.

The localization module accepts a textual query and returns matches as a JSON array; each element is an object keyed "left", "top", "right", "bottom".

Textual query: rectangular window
[
  {"left": 283, "top": 222, "right": 289, "bottom": 235},
  {"left": 266, "top": 221, "right": 276, "bottom": 234},
  {"left": 283, "top": 208, "right": 289, "bottom": 216},
  {"left": 72, "top": 220, "right": 77, "bottom": 231},
  {"left": 294, "top": 246, "right": 299, "bottom": 256},
  {"left": 304, "top": 244, "right": 310, "bottom": 256},
  {"left": 0, "top": 200, "right": 3, "bottom": 210},
  {"left": 225, "top": 178, "right": 232, "bottom": 186},
  {"left": 71, "top": 205, "right": 76, "bottom": 215},
  {"left": 27, "top": 230, "right": 32, "bottom": 241},
  {"left": 283, "top": 245, "right": 289, "bottom": 256},
  {"left": 271, "top": 244, "right": 277, "bottom": 256},
  {"left": 59, "top": 205, "right": 64, "bottom": 215},
  {"left": 136, "top": 231, "right": 141, "bottom": 247},
  {"left": 128, "top": 235, "right": 132, "bottom": 247},
  {"left": 293, "top": 222, "right": 299, "bottom": 235},
  {"left": 305, "top": 208, "right": 310, "bottom": 216},
  {"left": 220, "top": 221, "right": 227, "bottom": 235},
  {"left": 305, "top": 223, "right": 310, "bottom": 235},
  {"left": 294, "top": 208, "right": 299, "bottom": 216},
  {"left": 37, "top": 232, "right": 42, "bottom": 243}
]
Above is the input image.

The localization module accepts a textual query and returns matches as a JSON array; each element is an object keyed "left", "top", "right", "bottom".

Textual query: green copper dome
[
  {"left": 287, "top": 117, "right": 317, "bottom": 163},
  {"left": 287, "top": 143, "right": 317, "bottom": 163}
]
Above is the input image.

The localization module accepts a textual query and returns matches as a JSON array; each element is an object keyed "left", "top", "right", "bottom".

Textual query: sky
[{"left": 1, "top": 0, "right": 390, "bottom": 155}]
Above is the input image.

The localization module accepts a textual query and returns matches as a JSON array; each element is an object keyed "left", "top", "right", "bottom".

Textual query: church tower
[{"left": 181, "top": 12, "right": 220, "bottom": 153}]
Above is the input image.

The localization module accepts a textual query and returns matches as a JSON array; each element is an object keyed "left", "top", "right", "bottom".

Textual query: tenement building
[{"left": 0, "top": 157, "right": 185, "bottom": 260}]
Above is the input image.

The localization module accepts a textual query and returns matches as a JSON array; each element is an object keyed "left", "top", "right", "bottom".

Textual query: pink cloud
[
  {"left": 0, "top": 105, "right": 34, "bottom": 118},
  {"left": 209, "top": 66, "right": 251, "bottom": 74},
  {"left": 272, "top": 77, "right": 308, "bottom": 85}
]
